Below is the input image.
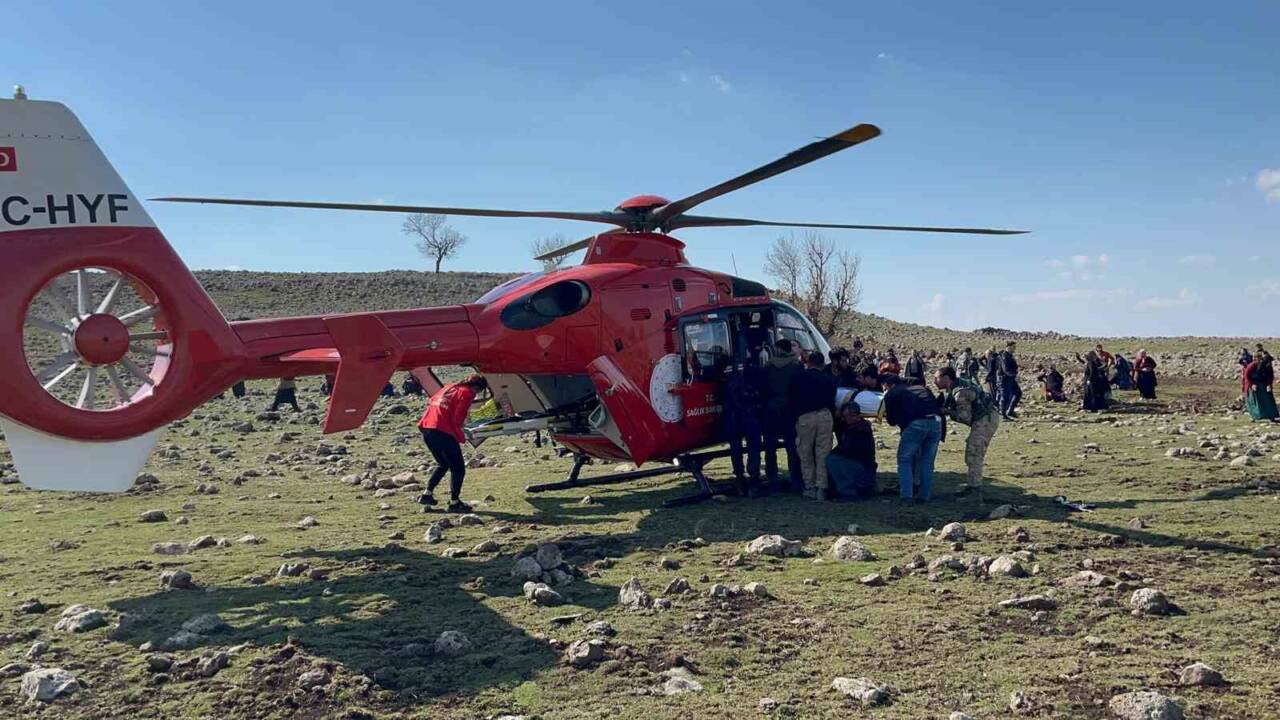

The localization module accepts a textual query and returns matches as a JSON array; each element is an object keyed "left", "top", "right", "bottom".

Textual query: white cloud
[
  {"left": 1047, "top": 254, "right": 1109, "bottom": 281},
  {"left": 678, "top": 72, "right": 689, "bottom": 83},
  {"left": 1249, "top": 280, "right": 1280, "bottom": 300},
  {"left": 1003, "top": 288, "right": 1133, "bottom": 305},
  {"left": 1178, "top": 254, "right": 1215, "bottom": 267},
  {"left": 1134, "top": 288, "right": 1199, "bottom": 311},
  {"left": 224, "top": 264, "right": 243, "bottom": 271},
  {"left": 921, "top": 293, "right": 945, "bottom": 315},
  {"left": 710, "top": 74, "right": 731, "bottom": 93},
  {"left": 1257, "top": 168, "right": 1280, "bottom": 203}
]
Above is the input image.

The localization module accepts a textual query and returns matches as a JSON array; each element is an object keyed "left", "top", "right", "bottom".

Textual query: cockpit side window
[
  {"left": 775, "top": 308, "right": 817, "bottom": 354},
  {"left": 681, "top": 319, "right": 731, "bottom": 383}
]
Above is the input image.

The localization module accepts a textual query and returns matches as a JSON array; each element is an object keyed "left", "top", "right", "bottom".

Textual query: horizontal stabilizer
[{"left": 322, "top": 315, "right": 405, "bottom": 434}]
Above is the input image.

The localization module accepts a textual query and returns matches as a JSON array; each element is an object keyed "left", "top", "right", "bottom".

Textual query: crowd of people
[
  {"left": 1240, "top": 344, "right": 1278, "bottom": 423},
  {"left": 256, "top": 336, "right": 1275, "bottom": 514},
  {"left": 719, "top": 339, "right": 1003, "bottom": 505}
]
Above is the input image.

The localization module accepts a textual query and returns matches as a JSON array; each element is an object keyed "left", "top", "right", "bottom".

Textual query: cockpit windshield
[{"left": 476, "top": 272, "right": 546, "bottom": 304}]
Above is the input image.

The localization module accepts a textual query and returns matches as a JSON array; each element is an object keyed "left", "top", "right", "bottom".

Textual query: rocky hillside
[{"left": 192, "top": 270, "right": 1273, "bottom": 380}]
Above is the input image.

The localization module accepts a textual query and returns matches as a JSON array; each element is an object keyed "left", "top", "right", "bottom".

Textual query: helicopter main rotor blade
[
  {"left": 649, "top": 123, "right": 882, "bottom": 230},
  {"left": 667, "top": 214, "right": 1028, "bottom": 235},
  {"left": 151, "top": 197, "right": 629, "bottom": 227},
  {"left": 534, "top": 234, "right": 596, "bottom": 262}
]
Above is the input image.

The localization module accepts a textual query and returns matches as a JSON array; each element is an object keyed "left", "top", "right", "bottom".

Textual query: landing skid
[{"left": 525, "top": 449, "right": 740, "bottom": 507}]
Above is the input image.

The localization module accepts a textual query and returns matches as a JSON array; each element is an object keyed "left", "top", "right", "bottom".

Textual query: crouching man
[{"left": 934, "top": 366, "right": 1000, "bottom": 504}]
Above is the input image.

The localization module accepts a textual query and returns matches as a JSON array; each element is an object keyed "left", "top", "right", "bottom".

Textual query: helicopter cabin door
[{"left": 673, "top": 313, "right": 732, "bottom": 441}]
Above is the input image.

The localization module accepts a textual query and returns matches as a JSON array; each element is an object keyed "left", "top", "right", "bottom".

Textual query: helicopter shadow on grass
[{"left": 109, "top": 543, "right": 618, "bottom": 700}]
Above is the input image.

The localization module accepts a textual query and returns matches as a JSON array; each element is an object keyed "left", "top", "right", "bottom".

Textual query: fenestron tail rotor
[
  {"left": 154, "top": 120, "right": 1027, "bottom": 264},
  {"left": 22, "top": 267, "right": 169, "bottom": 412}
]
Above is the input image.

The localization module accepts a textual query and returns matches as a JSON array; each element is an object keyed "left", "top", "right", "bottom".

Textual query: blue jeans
[{"left": 897, "top": 417, "right": 942, "bottom": 501}]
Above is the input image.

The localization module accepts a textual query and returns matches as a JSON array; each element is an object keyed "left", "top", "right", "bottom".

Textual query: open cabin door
[{"left": 585, "top": 355, "right": 665, "bottom": 465}]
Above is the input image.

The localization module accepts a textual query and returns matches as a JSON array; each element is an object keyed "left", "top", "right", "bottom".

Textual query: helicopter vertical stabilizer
[{"left": 0, "top": 92, "right": 247, "bottom": 491}]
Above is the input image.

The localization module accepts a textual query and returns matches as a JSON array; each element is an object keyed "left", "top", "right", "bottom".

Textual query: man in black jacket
[
  {"left": 793, "top": 352, "right": 836, "bottom": 500},
  {"left": 882, "top": 374, "right": 943, "bottom": 502},
  {"left": 763, "top": 339, "right": 804, "bottom": 492},
  {"left": 997, "top": 341, "right": 1022, "bottom": 419}
]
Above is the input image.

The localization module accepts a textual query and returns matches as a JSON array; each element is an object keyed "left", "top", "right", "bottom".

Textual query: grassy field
[{"left": 2, "top": 374, "right": 1279, "bottom": 719}]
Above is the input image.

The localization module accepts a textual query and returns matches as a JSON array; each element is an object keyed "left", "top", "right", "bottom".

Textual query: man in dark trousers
[
  {"left": 882, "top": 374, "right": 943, "bottom": 503},
  {"left": 997, "top": 341, "right": 1022, "bottom": 419},
  {"left": 418, "top": 374, "right": 488, "bottom": 513},
  {"left": 722, "top": 342, "right": 767, "bottom": 495},
  {"left": 763, "top": 339, "right": 804, "bottom": 493},
  {"left": 270, "top": 377, "right": 301, "bottom": 412},
  {"left": 904, "top": 350, "right": 927, "bottom": 386}
]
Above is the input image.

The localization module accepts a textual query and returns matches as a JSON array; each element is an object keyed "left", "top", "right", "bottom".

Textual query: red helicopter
[{"left": 0, "top": 89, "right": 1023, "bottom": 499}]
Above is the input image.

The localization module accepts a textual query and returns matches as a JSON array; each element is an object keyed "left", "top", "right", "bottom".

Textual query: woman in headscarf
[
  {"left": 1076, "top": 350, "right": 1108, "bottom": 412},
  {"left": 1113, "top": 353, "right": 1134, "bottom": 391},
  {"left": 1133, "top": 350, "right": 1158, "bottom": 400},
  {"left": 1243, "top": 353, "right": 1278, "bottom": 422}
]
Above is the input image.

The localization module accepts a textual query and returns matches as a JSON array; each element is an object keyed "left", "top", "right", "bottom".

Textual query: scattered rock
[
  {"left": 661, "top": 667, "right": 704, "bottom": 695},
  {"left": 472, "top": 539, "right": 500, "bottom": 554},
  {"left": 585, "top": 620, "right": 616, "bottom": 637},
  {"left": 745, "top": 534, "right": 804, "bottom": 558},
  {"left": 988, "top": 504, "right": 1015, "bottom": 519},
  {"left": 296, "top": 516, "right": 319, "bottom": 528},
  {"left": 664, "top": 577, "right": 692, "bottom": 595},
  {"left": 138, "top": 509, "right": 168, "bottom": 523},
  {"left": 20, "top": 667, "right": 81, "bottom": 703},
  {"left": 1129, "top": 588, "right": 1171, "bottom": 616},
  {"left": 297, "top": 667, "right": 330, "bottom": 690},
  {"left": 424, "top": 523, "right": 444, "bottom": 544},
  {"left": 152, "top": 542, "right": 189, "bottom": 556},
  {"left": 988, "top": 555, "right": 1028, "bottom": 578},
  {"left": 54, "top": 605, "right": 107, "bottom": 633},
  {"left": 1108, "top": 691, "right": 1184, "bottom": 720},
  {"left": 831, "top": 536, "right": 876, "bottom": 562},
  {"left": 831, "top": 676, "right": 891, "bottom": 706},
  {"left": 860, "top": 573, "right": 886, "bottom": 587},
  {"left": 1060, "top": 570, "right": 1109, "bottom": 588},
  {"left": 1229, "top": 455, "right": 1253, "bottom": 468},
  {"left": 17, "top": 598, "right": 46, "bottom": 614},
  {"left": 1178, "top": 662, "right": 1224, "bottom": 687},
  {"left": 160, "top": 569, "right": 197, "bottom": 590},
  {"left": 938, "top": 522, "right": 967, "bottom": 542},
  {"left": 523, "top": 582, "right": 564, "bottom": 606},
  {"left": 619, "top": 577, "right": 652, "bottom": 610},
  {"left": 434, "top": 630, "right": 472, "bottom": 656},
  {"left": 743, "top": 581, "right": 771, "bottom": 598},
  {"left": 146, "top": 654, "right": 174, "bottom": 673},
  {"left": 566, "top": 639, "right": 606, "bottom": 668},
  {"left": 535, "top": 543, "right": 563, "bottom": 570},
  {"left": 998, "top": 595, "right": 1057, "bottom": 611},
  {"left": 511, "top": 556, "right": 544, "bottom": 581},
  {"left": 195, "top": 650, "right": 230, "bottom": 677}
]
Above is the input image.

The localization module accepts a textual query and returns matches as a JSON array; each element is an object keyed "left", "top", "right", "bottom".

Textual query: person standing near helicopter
[{"left": 417, "top": 374, "right": 488, "bottom": 513}]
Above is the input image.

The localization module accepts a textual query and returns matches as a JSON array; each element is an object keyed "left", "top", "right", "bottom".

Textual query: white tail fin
[{"left": 0, "top": 91, "right": 245, "bottom": 492}]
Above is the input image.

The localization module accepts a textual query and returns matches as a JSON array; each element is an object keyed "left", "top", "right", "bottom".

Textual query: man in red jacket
[{"left": 418, "top": 374, "right": 488, "bottom": 512}]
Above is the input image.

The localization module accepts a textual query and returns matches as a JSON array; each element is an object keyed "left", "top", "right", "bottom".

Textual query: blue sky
[{"left": 11, "top": 2, "right": 1278, "bottom": 336}]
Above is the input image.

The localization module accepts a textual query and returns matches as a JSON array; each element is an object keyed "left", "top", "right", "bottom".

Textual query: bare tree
[
  {"left": 763, "top": 232, "right": 862, "bottom": 337},
  {"left": 763, "top": 235, "right": 802, "bottom": 300},
  {"left": 403, "top": 213, "right": 467, "bottom": 273},
  {"left": 530, "top": 233, "right": 571, "bottom": 271}
]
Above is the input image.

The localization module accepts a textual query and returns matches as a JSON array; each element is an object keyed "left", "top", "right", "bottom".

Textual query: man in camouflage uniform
[{"left": 935, "top": 366, "right": 1000, "bottom": 504}]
